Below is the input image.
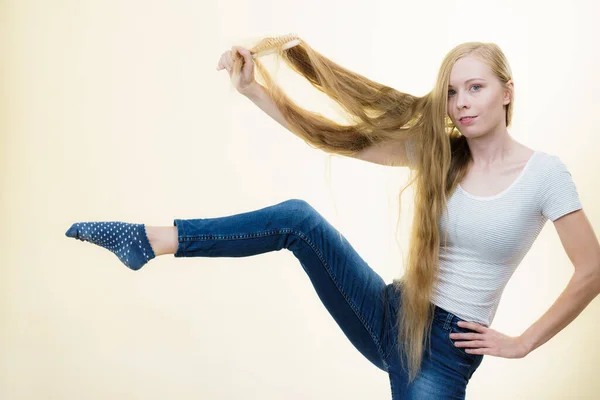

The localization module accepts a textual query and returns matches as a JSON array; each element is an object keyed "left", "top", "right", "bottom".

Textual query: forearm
[
  {"left": 241, "top": 81, "right": 361, "bottom": 158},
  {"left": 241, "top": 82, "right": 293, "bottom": 133},
  {"left": 520, "top": 271, "right": 600, "bottom": 355}
]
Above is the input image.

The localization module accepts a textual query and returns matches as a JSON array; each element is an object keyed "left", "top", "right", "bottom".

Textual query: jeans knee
[
  {"left": 281, "top": 199, "right": 323, "bottom": 230},
  {"left": 281, "top": 198, "right": 306, "bottom": 207}
]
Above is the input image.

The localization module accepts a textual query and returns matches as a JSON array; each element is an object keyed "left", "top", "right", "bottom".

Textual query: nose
[
  {"left": 453, "top": 91, "right": 471, "bottom": 119},
  {"left": 455, "top": 90, "right": 470, "bottom": 110}
]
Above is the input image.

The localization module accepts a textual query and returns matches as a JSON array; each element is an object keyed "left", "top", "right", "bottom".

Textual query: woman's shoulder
[
  {"left": 527, "top": 150, "right": 577, "bottom": 185},
  {"left": 530, "top": 150, "right": 568, "bottom": 170}
]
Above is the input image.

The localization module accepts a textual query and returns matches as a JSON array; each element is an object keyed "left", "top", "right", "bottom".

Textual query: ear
[{"left": 503, "top": 80, "right": 514, "bottom": 105}]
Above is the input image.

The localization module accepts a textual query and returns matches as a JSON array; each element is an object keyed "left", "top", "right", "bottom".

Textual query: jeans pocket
[{"left": 446, "top": 324, "right": 481, "bottom": 361}]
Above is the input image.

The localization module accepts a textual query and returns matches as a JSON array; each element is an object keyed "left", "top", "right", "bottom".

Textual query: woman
[{"left": 65, "top": 38, "right": 600, "bottom": 399}]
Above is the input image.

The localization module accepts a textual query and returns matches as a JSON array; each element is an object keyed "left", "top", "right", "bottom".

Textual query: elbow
[{"left": 577, "top": 268, "right": 600, "bottom": 294}]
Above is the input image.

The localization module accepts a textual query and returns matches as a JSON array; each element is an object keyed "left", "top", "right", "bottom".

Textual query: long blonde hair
[{"left": 232, "top": 38, "right": 514, "bottom": 383}]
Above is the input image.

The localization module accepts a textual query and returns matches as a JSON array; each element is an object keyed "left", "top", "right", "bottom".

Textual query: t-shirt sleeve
[{"left": 539, "top": 155, "right": 583, "bottom": 222}]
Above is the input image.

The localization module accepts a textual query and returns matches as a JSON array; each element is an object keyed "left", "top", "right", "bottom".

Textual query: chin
[{"left": 456, "top": 128, "right": 479, "bottom": 138}]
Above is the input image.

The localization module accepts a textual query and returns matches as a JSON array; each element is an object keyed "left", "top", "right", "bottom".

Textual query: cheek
[{"left": 484, "top": 94, "right": 505, "bottom": 111}]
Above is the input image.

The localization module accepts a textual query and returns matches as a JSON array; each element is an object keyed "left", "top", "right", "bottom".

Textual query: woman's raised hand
[{"left": 216, "top": 46, "right": 257, "bottom": 95}]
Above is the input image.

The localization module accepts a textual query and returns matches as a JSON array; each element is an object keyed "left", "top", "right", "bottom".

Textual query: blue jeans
[{"left": 173, "top": 199, "right": 484, "bottom": 399}]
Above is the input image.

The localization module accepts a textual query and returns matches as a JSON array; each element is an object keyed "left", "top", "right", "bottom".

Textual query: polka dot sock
[{"left": 65, "top": 221, "right": 156, "bottom": 271}]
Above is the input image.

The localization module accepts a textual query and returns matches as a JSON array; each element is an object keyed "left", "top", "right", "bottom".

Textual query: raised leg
[{"left": 172, "top": 199, "right": 393, "bottom": 371}]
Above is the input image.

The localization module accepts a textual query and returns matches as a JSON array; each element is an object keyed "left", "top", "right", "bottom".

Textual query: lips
[{"left": 459, "top": 116, "right": 477, "bottom": 121}]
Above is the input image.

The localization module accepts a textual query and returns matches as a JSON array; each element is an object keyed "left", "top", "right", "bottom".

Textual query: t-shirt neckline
[{"left": 457, "top": 151, "right": 540, "bottom": 201}]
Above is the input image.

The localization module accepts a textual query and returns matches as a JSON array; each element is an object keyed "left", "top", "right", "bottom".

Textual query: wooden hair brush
[{"left": 250, "top": 33, "right": 302, "bottom": 59}]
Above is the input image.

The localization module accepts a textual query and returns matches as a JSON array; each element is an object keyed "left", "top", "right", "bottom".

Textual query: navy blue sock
[{"left": 65, "top": 221, "right": 156, "bottom": 270}]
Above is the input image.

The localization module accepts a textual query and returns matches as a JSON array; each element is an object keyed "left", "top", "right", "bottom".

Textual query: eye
[{"left": 448, "top": 84, "right": 482, "bottom": 97}]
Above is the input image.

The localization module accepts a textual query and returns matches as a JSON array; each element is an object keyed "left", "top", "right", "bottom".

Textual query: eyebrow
[{"left": 448, "top": 78, "right": 486, "bottom": 88}]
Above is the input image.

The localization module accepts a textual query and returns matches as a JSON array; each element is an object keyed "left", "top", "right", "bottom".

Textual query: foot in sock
[{"left": 65, "top": 221, "right": 156, "bottom": 270}]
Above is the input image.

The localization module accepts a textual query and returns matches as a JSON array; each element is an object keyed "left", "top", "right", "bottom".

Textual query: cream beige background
[{"left": 2, "top": 0, "right": 600, "bottom": 398}]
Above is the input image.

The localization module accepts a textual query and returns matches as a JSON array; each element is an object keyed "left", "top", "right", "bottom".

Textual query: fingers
[
  {"left": 217, "top": 47, "right": 252, "bottom": 72},
  {"left": 216, "top": 50, "right": 233, "bottom": 72},
  {"left": 233, "top": 46, "right": 254, "bottom": 74},
  {"left": 216, "top": 55, "right": 225, "bottom": 71},
  {"left": 225, "top": 51, "right": 233, "bottom": 69},
  {"left": 232, "top": 46, "right": 249, "bottom": 59},
  {"left": 216, "top": 52, "right": 224, "bottom": 70}
]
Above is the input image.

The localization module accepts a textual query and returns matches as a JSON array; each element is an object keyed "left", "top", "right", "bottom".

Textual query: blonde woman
[{"left": 66, "top": 38, "right": 600, "bottom": 399}]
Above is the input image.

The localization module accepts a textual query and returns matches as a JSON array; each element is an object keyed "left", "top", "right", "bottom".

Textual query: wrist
[
  {"left": 239, "top": 81, "right": 262, "bottom": 98},
  {"left": 518, "top": 334, "right": 532, "bottom": 357}
]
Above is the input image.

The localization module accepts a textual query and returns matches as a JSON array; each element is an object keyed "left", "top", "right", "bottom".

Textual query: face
[{"left": 447, "top": 56, "right": 512, "bottom": 137}]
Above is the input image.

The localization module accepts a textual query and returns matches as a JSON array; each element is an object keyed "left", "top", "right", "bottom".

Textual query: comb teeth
[{"left": 252, "top": 33, "right": 302, "bottom": 59}]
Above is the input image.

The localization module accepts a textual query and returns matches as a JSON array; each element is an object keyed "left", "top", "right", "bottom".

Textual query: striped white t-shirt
[{"left": 404, "top": 140, "right": 583, "bottom": 327}]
